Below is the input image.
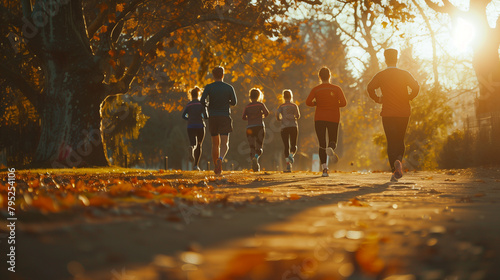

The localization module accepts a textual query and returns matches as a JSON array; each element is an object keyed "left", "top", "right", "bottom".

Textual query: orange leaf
[
  {"left": 116, "top": 3, "right": 125, "bottom": 12},
  {"left": 289, "top": 193, "right": 301, "bottom": 200},
  {"left": 89, "top": 195, "right": 115, "bottom": 207},
  {"left": 32, "top": 195, "right": 58, "bottom": 212},
  {"left": 101, "top": 25, "right": 108, "bottom": 33},
  {"left": 99, "top": 3, "right": 108, "bottom": 12},
  {"left": 134, "top": 189, "right": 154, "bottom": 199},
  {"left": 349, "top": 198, "right": 365, "bottom": 207},
  {"left": 258, "top": 188, "right": 273, "bottom": 194},
  {"left": 108, "top": 13, "right": 116, "bottom": 22},
  {"left": 156, "top": 186, "right": 177, "bottom": 195},
  {"left": 160, "top": 197, "right": 175, "bottom": 206},
  {"left": 109, "top": 182, "right": 134, "bottom": 196},
  {"left": 59, "top": 193, "right": 77, "bottom": 209}
]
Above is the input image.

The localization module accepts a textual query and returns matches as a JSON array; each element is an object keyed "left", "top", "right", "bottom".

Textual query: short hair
[
  {"left": 190, "top": 86, "right": 201, "bottom": 100},
  {"left": 384, "top": 48, "right": 398, "bottom": 65},
  {"left": 249, "top": 88, "right": 262, "bottom": 101},
  {"left": 283, "top": 89, "right": 293, "bottom": 101},
  {"left": 212, "top": 66, "right": 224, "bottom": 79},
  {"left": 319, "top": 67, "right": 330, "bottom": 82}
]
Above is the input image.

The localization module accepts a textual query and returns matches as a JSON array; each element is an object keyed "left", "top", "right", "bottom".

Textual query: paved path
[{"left": 2, "top": 168, "right": 500, "bottom": 279}]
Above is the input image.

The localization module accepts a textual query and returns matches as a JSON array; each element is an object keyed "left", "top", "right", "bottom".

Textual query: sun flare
[{"left": 452, "top": 17, "right": 476, "bottom": 52}]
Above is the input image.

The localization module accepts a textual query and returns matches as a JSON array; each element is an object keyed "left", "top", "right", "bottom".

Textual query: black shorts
[{"left": 209, "top": 116, "right": 233, "bottom": 136}]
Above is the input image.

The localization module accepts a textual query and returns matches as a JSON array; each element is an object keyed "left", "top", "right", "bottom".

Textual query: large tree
[
  {"left": 0, "top": 0, "right": 314, "bottom": 168},
  {"left": 424, "top": 0, "right": 500, "bottom": 115}
]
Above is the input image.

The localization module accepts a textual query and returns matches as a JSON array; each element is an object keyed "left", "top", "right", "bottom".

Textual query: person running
[
  {"left": 306, "top": 67, "right": 347, "bottom": 177},
  {"left": 200, "top": 66, "right": 237, "bottom": 175},
  {"left": 242, "top": 88, "right": 270, "bottom": 172},
  {"left": 181, "top": 86, "right": 208, "bottom": 171},
  {"left": 367, "top": 48, "right": 420, "bottom": 182},
  {"left": 277, "top": 89, "right": 300, "bottom": 172}
]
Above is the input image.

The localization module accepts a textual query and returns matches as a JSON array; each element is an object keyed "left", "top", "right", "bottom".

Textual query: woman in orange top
[{"left": 306, "top": 67, "right": 347, "bottom": 177}]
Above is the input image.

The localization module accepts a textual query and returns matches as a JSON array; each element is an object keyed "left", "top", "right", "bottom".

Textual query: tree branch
[
  {"left": 413, "top": 0, "right": 439, "bottom": 87},
  {"left": 107, "top": 12, "right": 254, "bottom": 95},
  {"left": 87, "top": 10, "right": 108, "bottom": 38},
  {"left": 424, "top": 0, "right": 467, "bottom": 17},
  {"left": 0, "top": 64, "right": 41, "bottom": 111}
]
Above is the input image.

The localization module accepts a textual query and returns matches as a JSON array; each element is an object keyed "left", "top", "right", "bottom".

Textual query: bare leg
[
  {"left": 220, "top": 134, "right": 230, "bottom": 160},
  {"left": 211, "top": 135, "right": 220, "bottom": 164}
]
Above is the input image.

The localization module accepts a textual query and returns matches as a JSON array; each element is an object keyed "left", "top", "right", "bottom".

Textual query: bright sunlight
[{"left": 452, "top": 17, "right": 476, "bottom": 52}]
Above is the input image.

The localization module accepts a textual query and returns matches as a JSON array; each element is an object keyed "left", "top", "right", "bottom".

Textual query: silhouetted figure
[
  {"left": 367, "top": 48, "right": 420, "bottom": 182},
  {"left": 306, "top": 67, "right": 347, "bottom": 177},
  {"left": 242, "top": 88, "right": 270, "bottom": 172},
  {"left": 277, "top": 89, "right": 300, "bottom": 172},
  {"left": 200, "top": 66, "right": 237, "bottom": 175},
  {"left": 181, "top": 87, "right": 208, "bottom": 171}
]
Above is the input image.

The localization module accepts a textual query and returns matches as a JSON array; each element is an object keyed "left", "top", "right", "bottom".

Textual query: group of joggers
[{"left": 181, "top": 49, "right": 420, "bottom": 182}]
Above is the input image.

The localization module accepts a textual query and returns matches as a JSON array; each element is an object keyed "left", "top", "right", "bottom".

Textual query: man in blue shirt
[{"left": 200, "top": 66, "right": 237, "bottom": 174}]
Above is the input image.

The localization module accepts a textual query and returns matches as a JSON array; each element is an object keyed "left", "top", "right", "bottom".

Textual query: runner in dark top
[
  {"left": 181, "top": 86, "right": 208, "bottom": 171},
  {"left": 242, "top": 88, "right": 270, "bottom": 172},
  {"left": 277, "top": 89, "right": 300, "bottom": 172},
  {"left": 200, "top": 66, "right": 237, "bottom": 175},
  {"left": 367, "top": 48, "right": 420, "bottom": 182}
]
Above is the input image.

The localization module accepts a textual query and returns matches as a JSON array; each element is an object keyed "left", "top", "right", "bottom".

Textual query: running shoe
[
  {"left": 288, "top": 154, "right": 294, "bottom": 164},
  {"left": 285, "top": 162, "right": 292, "bottom": 173},
  {"left": 390, "top": 174, "right": 398, "bottom": 182},
  {"left": 322, "top": 168, "right": 329, "bottom": 177},
  {"left": 394, "top": 160, "right": 403, "bottom": 179},
  {"left": 252, "top": 155, "right": 260, "bottom": 172},
  {"left": 193, "top": 165, "right": 201, "bottom": 171},
  {"left": 325, "top": 147, "right": 339, "bottom": 164},
  {"left": 214, "top": 157, "right": 222, "bottom": 175}
]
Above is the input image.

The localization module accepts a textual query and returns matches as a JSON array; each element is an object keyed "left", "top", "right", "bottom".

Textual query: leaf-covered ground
[{"left": 1, "top": 167, "right": 500, "bottom": 279}]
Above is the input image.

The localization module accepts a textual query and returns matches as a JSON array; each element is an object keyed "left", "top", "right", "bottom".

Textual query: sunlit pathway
[{"left": 6, "top": 168, "right": 500, "bottom": 280}]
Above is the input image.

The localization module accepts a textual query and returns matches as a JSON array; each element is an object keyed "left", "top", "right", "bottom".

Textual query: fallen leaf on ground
[{"left": 259, "top": 188, "right": 273, "bottom": 194}]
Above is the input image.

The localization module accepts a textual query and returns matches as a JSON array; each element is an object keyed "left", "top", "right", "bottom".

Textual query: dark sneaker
[
  {"left": 214, "top": 157, "right": 222, "bottom": 175},
  {"left": 193, "top": 165, "right": 200, "bottom": 171},
  {"left": 285, "top": 162, "right": 292, "bottom": 173},
  {"left": 322, "top": 168, "right": 329, "bottom": 177},
  {"left": 394, "top": 160, "right": 403, "bottom": 179}
]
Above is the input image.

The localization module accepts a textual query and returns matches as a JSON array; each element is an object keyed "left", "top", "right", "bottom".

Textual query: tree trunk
[
  {"left": 29, "top": 0, "right": 109, "bottom": 167},
  {"left": 473, "top": 35, "right": 500, "bottom": 116}
]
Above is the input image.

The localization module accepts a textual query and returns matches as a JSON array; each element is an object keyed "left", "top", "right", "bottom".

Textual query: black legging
[
  {"left": 246, "top": 126, "right": 265, "bottom": 158},
  {"left": 315, "top": 121, "right": 339, "bottom": 165},
  {"left": 187, "top": 127, "right": 205, "bottom": 166},
  {"left": 281, "top": 127, "right": 298, "bottom": 158},
  {"left": 382, "top": 117, "right": 409, "bottom": 172}
]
